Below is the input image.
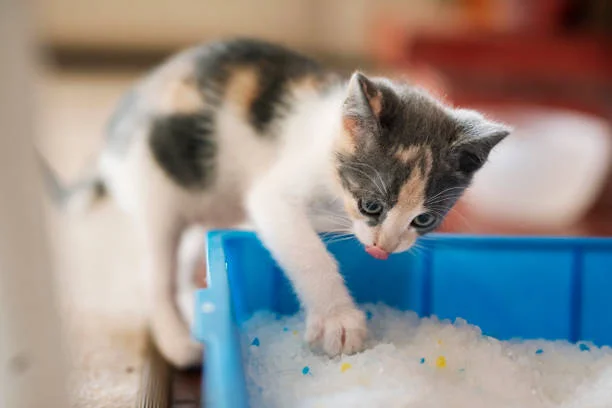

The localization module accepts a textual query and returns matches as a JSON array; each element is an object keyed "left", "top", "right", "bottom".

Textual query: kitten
[{"left": 43, "top": 39, "right": 509, "bottom": 368}]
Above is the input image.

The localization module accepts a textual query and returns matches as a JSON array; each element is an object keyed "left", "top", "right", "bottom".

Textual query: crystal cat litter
[{"left": 242, "top": 304, "right": 612, "bottom": 408}]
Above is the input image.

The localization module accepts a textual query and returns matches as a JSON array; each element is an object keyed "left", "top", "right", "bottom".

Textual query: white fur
[
  {"left": 97, "top": 53, "right": 506, "bottom": 367},
  {"left": 101, "top": 63, "right": 418, "bottom": 365}
]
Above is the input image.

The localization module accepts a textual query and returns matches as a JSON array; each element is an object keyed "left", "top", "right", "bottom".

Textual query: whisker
[
  {"left": 423, "top": 207, "right": 448, "bottom": 218},
  {"left": 325, "top": 233, "right": 355, "bottom": 241},
  {"left": 425, "top": 197, "right": 464, "bottom": 207},
  {"left": 341, "top": 164, "right": 384, "bottom": 196},
  {"left": 425, "top": 206, "right": 475, "bottom": 233},
  {"left": 309, "top": 209, "right": 353, "bottom": 228},
  {"left": 320, "top": 230, "right": 354, "bottom": 236},
  {"left": 445, "top": 207, "right": 475, "bottom": 232},
  {"left": 417, "top": 235, "right": 437, "bottom": 242},
  {"left": 343, "top": 162, "right": 388, "bottom": 197},
  {"left": 324, "top": 235, "right": 357, "bottom": 245},
  {"left": 321, "top": 232, "right": 353, "bottom": 239},
  {"left": 351, "top": 162, "right": 389, "bottom": 196},
  {"left": 425, "top": 193, "right": 465, "bottom": 206},
  {"left": 408, "top": 244, "right": 425, "bottom": 258},
  {"left": 426, "top": 186, "right": 467, "bottom": 202},
  {"left": 348, "top": 188, "right": 388, "bottom": 199},
  {"left": 428, "top": 187, "right": 466, "bottom": 196},
  {"left": 314, "top": 216, "right": 352, "bottom": 227},
  {"left": 320, "top": 227, "right": 353, "bottom": 235}
]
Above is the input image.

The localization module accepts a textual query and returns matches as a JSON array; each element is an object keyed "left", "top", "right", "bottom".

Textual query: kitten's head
[{"left": 334, "top": 72, "right": 510, "bottom": 259}]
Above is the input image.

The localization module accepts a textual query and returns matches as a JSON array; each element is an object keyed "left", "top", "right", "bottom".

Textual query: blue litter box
[{"left": 193, "top": 231, "right": 612, "bottom": 408}]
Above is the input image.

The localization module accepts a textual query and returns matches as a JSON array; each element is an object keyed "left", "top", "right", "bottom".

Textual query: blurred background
[
  {"left": 38, "top": 0, "right": 612, "bottom": 235},
  {"left": 29, "top": 0, "right": 612, "bottom": 406}
]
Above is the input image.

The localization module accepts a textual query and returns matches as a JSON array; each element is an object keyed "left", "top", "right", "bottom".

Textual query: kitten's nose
[{"left": 365, "top": 245, "right": 389, "bottom": 260}]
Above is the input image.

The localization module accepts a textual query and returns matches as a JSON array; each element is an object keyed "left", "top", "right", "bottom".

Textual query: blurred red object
[
  {"left": 372, "top": 25, "right": 612, "bottom": 116},
  {"left": 409, "top": 34, "right": 612, "bottom": 117}
]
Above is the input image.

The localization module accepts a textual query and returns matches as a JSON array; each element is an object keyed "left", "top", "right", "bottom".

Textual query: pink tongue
[{"left": 365, "top": 246, "right": 389, "bottom": 260}]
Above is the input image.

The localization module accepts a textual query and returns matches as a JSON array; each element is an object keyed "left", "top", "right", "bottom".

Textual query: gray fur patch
[
  {"left": 336, "top": 73, "right": 509, "bottom": 233},
  {"left": 105, "top": 86, "right": 142, "bottom": 155}
]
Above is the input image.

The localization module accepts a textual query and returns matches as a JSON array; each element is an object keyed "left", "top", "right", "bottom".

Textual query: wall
[{"left": 38, "top": 0, "right": 460, "bottom": 58}]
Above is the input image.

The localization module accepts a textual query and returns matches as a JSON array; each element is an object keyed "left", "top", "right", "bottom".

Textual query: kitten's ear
[
  {"left": 345, "top": 72, "right": 383, "bottom": 117},
  {"left": 452, "top": 109, "right": 511, "bottom": 174},
  {"left": 342, "top": 72, "right": 382, "bottom": 144}
]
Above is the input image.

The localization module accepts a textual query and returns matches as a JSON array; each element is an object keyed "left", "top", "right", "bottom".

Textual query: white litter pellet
[{"left": 241, "top": 304, "right": 612, "bottom": 408}]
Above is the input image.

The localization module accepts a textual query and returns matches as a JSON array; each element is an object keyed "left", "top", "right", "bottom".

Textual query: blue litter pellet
[
  {"left": 419, "top": 358, "right": 426, "bottom": 364},
  {"left": 366, "top": 310, "right": 373, "bottom": 320},
  {"left": 283, "top": 327, "right": 288, "bottom": 332},
  {"left": 579, "top": 343, "right": 590, "bottom": 352},
  {"left": 302, "top": 366, "right": 310, "bottom": 375},
  {"left": 459, "top": 368, "right": 465, "bottom": 372},
  {"left": 251, "top": 337, "right": 260, "bottom": 347},
  {"left": 535, "top": 349, "right": 543, "bottom": 355}
]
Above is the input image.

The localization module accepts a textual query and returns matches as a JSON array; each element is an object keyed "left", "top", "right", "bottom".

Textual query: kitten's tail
[{"left": 37, "top": 151, "right": 108, "bottom": 213}]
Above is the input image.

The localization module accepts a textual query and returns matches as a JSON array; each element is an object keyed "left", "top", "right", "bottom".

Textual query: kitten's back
[
  {"left": 106, "top": 39, "right": 336, "bottom": 149},
  {"left": 100, "top": 39, "right": 340, "bottom": 211}
]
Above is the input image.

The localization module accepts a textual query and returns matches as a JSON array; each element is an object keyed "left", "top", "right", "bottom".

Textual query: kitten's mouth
[{"left": 365, "top": 245, "right": 389, "bottom": 260}]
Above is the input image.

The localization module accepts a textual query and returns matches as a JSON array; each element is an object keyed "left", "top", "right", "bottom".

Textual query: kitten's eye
[
  {"left": 411, "top": 213, "right": 437, "bottom": 229},
  {"left": 458, "top": 151, "right": 484, "bottom": 173},
  {"left": 358, "top": 199, "right": 383, "bottom": 216}
]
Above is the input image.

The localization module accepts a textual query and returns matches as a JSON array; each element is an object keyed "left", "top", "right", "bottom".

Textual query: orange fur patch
[
  {"left": 148, "top": 57, "right": 204, "bottom": 114},
  {"left": 153, "top": 74, "right": 204, "bottom": 114},
  {"left": 368, "top": 90, "right": 383, "bottom": 117},
  {"left": 396, "top": 165, "right": 427, "bottom": 212},
  {"left": 289, "top": 74, "right": 321, "bottom": 92},
  {"left": 225, "top": 67, "right": 259, "bottom": 116},
  {"left": 329, "top": 166, "right": 362, "bottom": 220},
  {"left": 394, "top": 145, "right": 420, "bottom": 164},
  {"left": 344, "top": 199, "right": 360, "bottom": 219},
  {"left": 337, "top": 119, "right": 358, "bottom": 154},
  {"left": 421, "top": 147, "right": 433, "bottom": 177},
  {"left": 359, "top": 78, "right": 383, "bottom": 117},
  {"left": 374, "top": 166, "right": 427, "bottom": 251},
  {"left": 171, "top": 76, "right": 204, "bottom": 113}
]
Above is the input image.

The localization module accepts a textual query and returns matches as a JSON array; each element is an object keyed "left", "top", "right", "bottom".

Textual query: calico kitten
[{"left": 44, "top": 39, "right": 509, "bottom": 367}]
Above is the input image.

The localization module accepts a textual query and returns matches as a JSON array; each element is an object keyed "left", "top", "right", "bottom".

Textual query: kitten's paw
[
  {"left": 305, "top": 306, "right": 367, "bottom": 356},
  {"left": 154, "top": 332, "right": 203, "bottom": 369},
  {"left": 151, "top": 305, "right": 203, "bottom": 369}
]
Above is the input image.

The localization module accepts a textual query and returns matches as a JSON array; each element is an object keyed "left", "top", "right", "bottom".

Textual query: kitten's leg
[
  {"left": 247, "top": 176, "right": 366, "bottom": 356},
  {"left": 176, "top": 225, "right": 207, "bottom": 328},
  {"left": 145, "top": 216, "right": 203, "bottom": 368},
  {"left": 176, "top": 222, "right": 253, "bottom": 328}
]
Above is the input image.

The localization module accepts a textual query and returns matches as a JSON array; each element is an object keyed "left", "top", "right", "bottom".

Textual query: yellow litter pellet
[
  {"left": 292, "top": 330, "right": 298, "bottom": 336},
  {"left": 435, "top": 356, "right": 447, "bottom": 368},
  {"left": 437, "top": 339, "right": 443, "bottom": 346},
  {"left": 340, "top": 362, "right": 352, "bottom": 373}
]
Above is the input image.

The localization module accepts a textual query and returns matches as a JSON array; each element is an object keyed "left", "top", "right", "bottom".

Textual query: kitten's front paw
[{"left": 305, "top": 306, "right": 367, "bottom": 356}]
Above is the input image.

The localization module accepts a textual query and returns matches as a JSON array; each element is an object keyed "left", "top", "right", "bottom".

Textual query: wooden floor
[{"left": 170, "top": 369, "right": 202, "bottom": 408}]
